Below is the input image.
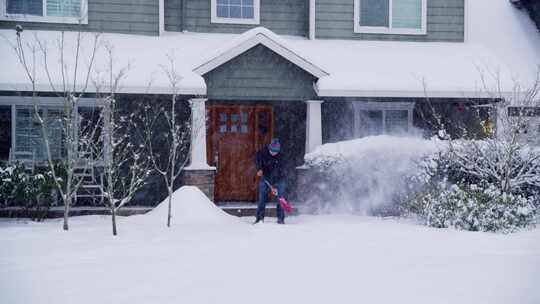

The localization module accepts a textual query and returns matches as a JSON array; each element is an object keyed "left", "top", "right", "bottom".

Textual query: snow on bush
[
  {"left": 409, "top": 182, "right": 537, "bottom": 233},
  {"left": 304, "top": 136, "right": 539, "bottom": 232},
  {"left": 408, "top": 140, "right": 540, "bottom": 232},
  {"left": 304, "top": 135, "right": 440, "bottom": 215},
  {"left": 0, "top": 161, "right": 60, "bottom": 221}
]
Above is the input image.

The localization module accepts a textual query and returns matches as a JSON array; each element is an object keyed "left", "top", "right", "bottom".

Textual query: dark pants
[{"left": 256, "top": 179, "right": 286, "bottom": 222}]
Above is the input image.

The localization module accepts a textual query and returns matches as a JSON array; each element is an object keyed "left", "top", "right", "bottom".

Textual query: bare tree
[
  {"left": 94, "top": 43, "right": 151, "bottom": 236},
  {"left": 419, "top": 66, "right": 540, "bottom": 194},
  {"left": 5, "top": 26, "right": 103, "bottom": 231},
  {"left": 143, "top": 53, "right": 193, "bottom": 227}
]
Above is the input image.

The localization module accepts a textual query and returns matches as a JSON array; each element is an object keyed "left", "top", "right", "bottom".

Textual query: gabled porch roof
[{"left": 192, "top": 27, "right": 329, "bottom": 79}]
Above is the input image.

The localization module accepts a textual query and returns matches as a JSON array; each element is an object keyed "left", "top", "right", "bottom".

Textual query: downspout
[{"left": 309, "top": 0, "right": 316, "bottom": 40}]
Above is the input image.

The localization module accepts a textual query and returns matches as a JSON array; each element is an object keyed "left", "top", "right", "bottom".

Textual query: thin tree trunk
[
  {"left": 111, "top": 206, "right": 117, "bottom": 236},
  {"left": 63, "top": 195, "right": 70, "bottom": 231},
  {"left": 167, "top": 186, "right": 173, "bottom": 227}
]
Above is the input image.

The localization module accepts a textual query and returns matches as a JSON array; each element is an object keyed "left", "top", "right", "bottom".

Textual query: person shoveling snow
[{"left": 254, "top": 138, "right": 291, "bottom": 224}]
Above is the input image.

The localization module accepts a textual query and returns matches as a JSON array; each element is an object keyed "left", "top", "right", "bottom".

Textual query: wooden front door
[{"left": 207, "top": 105, "right": 273, "bottom": 202}]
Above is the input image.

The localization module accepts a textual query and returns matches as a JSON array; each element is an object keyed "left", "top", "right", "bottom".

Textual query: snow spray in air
[{"left": 302, "top": 135, "right": 438, "bottom": 216}]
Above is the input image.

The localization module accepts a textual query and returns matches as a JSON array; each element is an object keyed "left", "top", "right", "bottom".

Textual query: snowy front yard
[{"left": 1, "top": 187, "right": 539, "bottom": 304}]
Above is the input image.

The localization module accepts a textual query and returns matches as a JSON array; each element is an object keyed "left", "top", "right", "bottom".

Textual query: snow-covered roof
[{"left": 0, "top": 0, "right": 538, "bottom": 98}]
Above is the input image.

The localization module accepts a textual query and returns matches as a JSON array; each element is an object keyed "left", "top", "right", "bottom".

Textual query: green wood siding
[
  {"left": 165, "top": 0, "right": 182, "bottom": 32},
  {"left": 203, "top": 44, "right": 317, "bottom": 101},
  {"left": 0, "top": 0, "right": 159, "bottom": 35},
  {"left": 316, "top": 0, "right": 465, "bottom": 42},
  {"left": 178, "top": 0, "right": 308, "bottom": 37}
]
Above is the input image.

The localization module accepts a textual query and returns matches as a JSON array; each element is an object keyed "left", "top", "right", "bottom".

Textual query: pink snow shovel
[{"left": 263, "top": 179, "right": 293, "bottom": 213}]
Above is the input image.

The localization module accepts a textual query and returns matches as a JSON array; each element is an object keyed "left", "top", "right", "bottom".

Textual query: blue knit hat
[{"left": 268, "top": 138, "right": 281, "bottom": 153}]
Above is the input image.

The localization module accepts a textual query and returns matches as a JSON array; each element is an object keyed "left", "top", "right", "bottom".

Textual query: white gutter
[
  {"left": 309, "top": 0, "right": 315, "bottom": 40},
  {"left": 315, "top": 87, "right": 509, "bottom": 99}
]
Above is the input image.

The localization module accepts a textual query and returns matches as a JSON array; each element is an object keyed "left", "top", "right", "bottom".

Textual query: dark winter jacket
[{"left": 256, "top": 147, "right": 286, "bottom": 184}]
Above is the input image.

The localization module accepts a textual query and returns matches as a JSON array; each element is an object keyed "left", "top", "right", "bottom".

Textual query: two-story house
[{"left": 0, "top": 0, "right": 539, "bottom": 206}]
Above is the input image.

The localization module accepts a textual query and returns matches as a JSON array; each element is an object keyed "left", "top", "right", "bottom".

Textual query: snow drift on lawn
[
  {"left": 132, "top": 186, "right": 239, "bottom": 226},
  {"left": 1, "top": 213, "right": 539, "bottom": 304},
  {"left": 304, "top": 135, "right": 442, "bottom": 215}
]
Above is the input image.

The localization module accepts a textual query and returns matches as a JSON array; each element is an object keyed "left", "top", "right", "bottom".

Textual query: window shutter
[
  {"left": 47, "top": 0, "right": 81, "bottom": 17},
  {"left": 392, "top": 0, "right": 422, "bottom": 29},
  {"left": 360, "top": 0, "right": 390, "bottom": 27},
  {"left": 7, "top": 0, "right": 43, "bottom": 16}
]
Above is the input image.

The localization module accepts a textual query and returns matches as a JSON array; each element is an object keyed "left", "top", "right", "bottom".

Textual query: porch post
[
  {"left": 295, "top": 100, "right": 324, "bottom": 204},
  {"left": 305, "top": 100, "right": 324, "bottom": 154},
  {"left": 183, "top": 98, "right": 216, "bottom": 201},
  {"left": 185, "top": 98, "right": 213, "bottom": 170}
]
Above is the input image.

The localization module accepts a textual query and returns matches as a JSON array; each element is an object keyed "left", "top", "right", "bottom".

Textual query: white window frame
[
  {"left": 353, "top": 0, "right": 427, "bottom": 35},
  {"left": 0, "top": 0, "right": 88, "bottom": 24},
  {"left": 352, "top": 101, "right": 415, "bottom": 136},
  {"left": 0, "top": 97, "right": 100, "bottom": 163},
  {"left": 210, "top": 0, "right": 260, "bottom": 25}
]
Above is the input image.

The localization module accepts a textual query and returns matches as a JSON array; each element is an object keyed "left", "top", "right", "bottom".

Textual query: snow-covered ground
[{"left": 1, "top": 187, "right": 539, "bottom": 304}]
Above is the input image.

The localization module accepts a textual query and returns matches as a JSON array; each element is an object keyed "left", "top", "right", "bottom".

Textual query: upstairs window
[
  {"left": 354, "top": 0, "right": 427, "bottom": 35},
  {"left": 0, "top": 0, "right": 88, "bottom": 24},
  {"left": 211, "top": 0, "right": 260, "bottom": 25}
]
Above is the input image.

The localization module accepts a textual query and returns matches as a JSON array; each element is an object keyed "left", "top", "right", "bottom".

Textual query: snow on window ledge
[
  {"left": 0, "top": 14, "right": 88, "bottom": 25},
  {"left": 354, "top": 26, "right": 427, "bottom": 36}
]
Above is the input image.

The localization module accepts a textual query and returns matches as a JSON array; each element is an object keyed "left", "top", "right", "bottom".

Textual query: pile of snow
[
  {"left": 141, "top": 186, "right": 238, "bottom": 225},
  {"left": 304, "top": 136, "right": 442, "bottom": 215}
]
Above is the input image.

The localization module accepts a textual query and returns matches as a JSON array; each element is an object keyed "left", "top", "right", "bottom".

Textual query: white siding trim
[
  {"left": 309, "top": 0, "right": 316, "bottom": 40},
  {"left": 159, "top": 0, "right": 165, "bottom": 35},
  {"left": 210, "top": 0, "right": 260, "bottom": 25},
  {"left": 353, "top": 0, "right": 427, "bottom": 35}
]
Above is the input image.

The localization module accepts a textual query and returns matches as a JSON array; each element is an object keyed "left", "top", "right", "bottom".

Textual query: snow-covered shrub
[
  {"left": 0, "top": 162, "right": 26, "bottom": 206},
  {"left": 410, "top": 182, "right": 537, "bottom": 232},
  {"left": 0, "top": 161, "right": 61, "bottom": 220},
  {"left": 444, "top": 140, "right": 540, "bottom": 195},
  {"left": 407, "top": 139, "right": 540, "bottom": 232}
]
